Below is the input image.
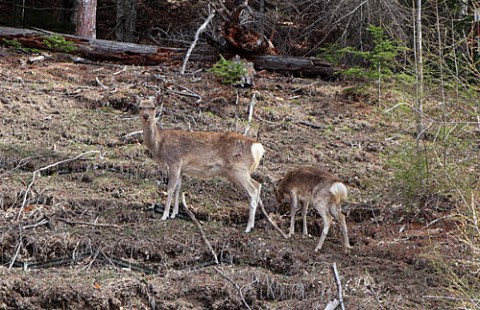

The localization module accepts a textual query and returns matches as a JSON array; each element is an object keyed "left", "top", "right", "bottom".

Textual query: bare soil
[{"left": 0, "top": 50, "right": 457, "bottom": 309}]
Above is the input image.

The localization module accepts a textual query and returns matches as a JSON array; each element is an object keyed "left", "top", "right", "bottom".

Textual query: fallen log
[
  {"left": 0, "top": 26, "right": 334, "bottom": 78},
  {"left": 0, "top": 26, "right": 214, "bottom": 65},
  {"left": 249, "top": 54, "right": 334, "bottom": 78}
]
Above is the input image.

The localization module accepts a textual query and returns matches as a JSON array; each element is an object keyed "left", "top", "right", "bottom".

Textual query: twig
[
  {"left": 95, "top": 77, "right": 108, "bottom": 90},
  {"left": 258, "top": 199, "right": 288, "bottom": 238},
  {"left": 8, "top": 236, "right": 23, "bottom": 270},
  {"left": 122, "top": 130, "right": 143, "bottom": 140},
  {"left": 22, "top": 218, "right": 49, "bottom": 229},
  {"left": 101, "top": 252, "right": 158, "bottom": 274},
  {"left": 423, "top": 295, "right": 480, "bottom": 303},
  {"left": 425, "top": 214, "right": 458, "bottom": 228},
  {"left": 181, "top": 8, "right": 216, "bottom": 74},
  {"left": 332, "top": 262, "right": 345, "bottom": 310},
  {"left": 297, "top": 120, "right": 324, "bottom": 129},
  {"left": 16, "top": 150, "right": 100, "bottom": 220},
  {"left": 324, "top": 299, "right": 340, "bottom": 310},
  {"left": 81, "top": 247, "right": 102, "bottom": 271},
  {"left": 367, "top": 285, "right": 385, "bottom": 310},
  {"left": 28, "top": 55, "right": 46, "bottom": 64},
  {"left": 55, "top": 217, "right": 120, "bottom": 228},
  {"left": 243, "top": 92, "right": 257, "bottom": 135},
  {"left": 182, "top": 193, "right": 219, "bottom": 264},
  {"left": 167, "top": 89, "right": 202, "bottom": 102},
  {"left": 113, "top": 65, "right": 127, "bottom": 75},
  {"left": 214, "top": 267, "right": 252, "bottom": 310}
]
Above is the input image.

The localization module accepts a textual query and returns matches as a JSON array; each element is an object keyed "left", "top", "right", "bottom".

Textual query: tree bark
[
  {"left": 76, "top": 0, "right": 97, "bottom": 38},
  {"left": 248, "top": 54, "right": 334, "bottom": 78},
  {"left": 415, "top": 0, "right": 424, "bottom": 141},
  {"left": 0, "top": 26, "right": 334, "bottom": 78},
  {"left": 116, "top": 0, "right": 137, "bottom": 43}
]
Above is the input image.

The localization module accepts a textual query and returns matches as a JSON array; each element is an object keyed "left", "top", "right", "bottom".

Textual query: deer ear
[
  {"left": 154, "top": 93, "right": 163, "bottom": 106},
  {"left": 134, "top": 95, "right": 141, "bottom": 104}
]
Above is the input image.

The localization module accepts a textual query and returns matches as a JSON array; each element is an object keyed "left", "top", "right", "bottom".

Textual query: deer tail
[
  {"left": 329, "top": 182, "right": 348, "bottom": 204},
  {"left": 250, "top": 143, "right": 265, "bottom": 171}
]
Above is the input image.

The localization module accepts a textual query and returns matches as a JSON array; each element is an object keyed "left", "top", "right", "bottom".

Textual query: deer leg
[
  {"left": 162, "top": 164, "right": 181, "bottom": 221},
  {"left": 330, "top": 204, "right": 352, "bottom": 254},
  {"left": 302, "top": 201, "right": 309, "bottom": 238},
  {"left": 171, "top": 177, "right": 182, "bottom": 219},
  {"left": 227, "top": 171, "right": 260, "bottom": 233},
  {"left": 246, "top": 178, "right": 261, "bottom": 233},
  {"left": 314, "top": 199, "right": 333, "bottom": 252},
  {"left": 287, "top": 192, "right": 298, "bottom": 238}
]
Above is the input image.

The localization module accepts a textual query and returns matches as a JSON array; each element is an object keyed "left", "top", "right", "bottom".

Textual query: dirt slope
[{"left": 0, "top": 49, "right": 453, "bottom": 309}]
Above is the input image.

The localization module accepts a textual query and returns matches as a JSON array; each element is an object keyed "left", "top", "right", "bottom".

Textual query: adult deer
[
  {"left": 272, "top": 167, "right": 352, "bottom": 253},
  {"left": 139, "top": 94, "right": 264, "bottom": 233}
]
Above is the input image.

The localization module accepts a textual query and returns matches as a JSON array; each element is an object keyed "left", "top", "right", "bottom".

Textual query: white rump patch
[
  {"left": 251, "top": 143, "right": 265, "bottom": 167},
  {"left": 329, "top": 182, "right": 348, "bottom": 203}
]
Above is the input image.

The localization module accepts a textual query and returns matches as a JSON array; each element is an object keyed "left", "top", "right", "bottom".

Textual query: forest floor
[{"left": 0, "top": 49, "right": 465, "bottom": 309}]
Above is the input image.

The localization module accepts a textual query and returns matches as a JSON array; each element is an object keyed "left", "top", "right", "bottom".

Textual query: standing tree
[
  {"left": 414, "top": 0, "right": 424, "bottom": 142},
  {"left": 116, "top": 0, "right": 137, "bottom": 42},
  {"left": 75, "top": 0, "right": 97, "bottom": 38}
]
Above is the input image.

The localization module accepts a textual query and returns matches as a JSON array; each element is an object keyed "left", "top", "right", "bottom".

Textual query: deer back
[
  {"left": 147, "top": 128, "right": 263, "bottom": 178},
  {"left": 276, "top": 167, "right": 340, "bottom": 202}
]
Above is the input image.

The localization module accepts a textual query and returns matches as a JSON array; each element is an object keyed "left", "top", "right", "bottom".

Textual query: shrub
[
  {"left": 209, "top": 56, "right": 248, "bottom": 85},
  {"left": 43, "top": 34, "right": 77, "bottom": 53}
]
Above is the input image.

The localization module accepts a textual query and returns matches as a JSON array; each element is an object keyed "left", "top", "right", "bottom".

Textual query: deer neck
[{"left": 142, "top": 121, "right": 163, "bottom": 151}]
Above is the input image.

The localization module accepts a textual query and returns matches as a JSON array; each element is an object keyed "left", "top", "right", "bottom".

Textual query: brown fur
[
  {"left": 139, "top": 95, "right": 265, "bottom": 232},
  {"left": 274, "top": 167, "right": 352, "bottom": 253}
]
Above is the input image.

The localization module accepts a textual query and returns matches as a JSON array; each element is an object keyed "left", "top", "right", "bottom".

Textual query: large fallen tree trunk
[
  {"left": 248, "top": 55, "right": 334, "bottom": 78},
  {"left": 0, "top": 26, "right": 210, "bottom": 65},
  {"left": 0, "top": 26, "right": 334, "bottom": 78}
]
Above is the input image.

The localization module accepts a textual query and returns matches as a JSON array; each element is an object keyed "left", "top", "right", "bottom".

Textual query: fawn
[
  {"left": 138, "top": 94, "right": 265, "bottom": 233},
  {"left": 273, "top": 167, "right": 352, "bottom": 253}
]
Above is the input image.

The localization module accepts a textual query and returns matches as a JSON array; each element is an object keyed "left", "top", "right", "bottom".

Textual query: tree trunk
[
  {"left": 75, "top": 0, "right": 97, "bottom": 38},
  {"left": 116, "top": 0, "right": 137, "bottom": 43},
  {"left": 415, "top": 0, "right": 424, "bottom": 141},
  {"left": 248, "top": 54, "right": 334, "bottom": 78}
]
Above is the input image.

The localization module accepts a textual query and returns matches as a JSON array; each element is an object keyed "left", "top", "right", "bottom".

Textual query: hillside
[{"left": 0, "top": 48, "right": 467, "bottom": 309}]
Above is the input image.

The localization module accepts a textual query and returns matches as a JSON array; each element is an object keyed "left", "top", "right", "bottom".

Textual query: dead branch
[
  {"left": 181, "top": 8, "right": 216, "bottom": 74},
  {"left": 182, "top": 193, "right": 219, "bottom": 265},
  {"left": 81, "top": 247, "right": 102, "bottom": 271},
  {"left": 324, "top": 299, "right": 340, "bottom": 310},
  {"left": 332, "top": 262, "right": 346, "bottom": 310},
  {"left": 55, "top": 217, "right": 120, "bottom": 228},
  {"left": 95, "top": 77, "right": 109, "bottom": 90},
  {"left": 28, "top": 55, "right": 47, "bottom": 64},
  {"left": 4, "top": 251, "right": 92, "bottom": 271},
  {"left": 243, "top": 92, "right": 257, "bottom": 136},
  {"left": 258, "top": 200, "right": 288, "bottom": 239},
  {"left": 101, "top": 252, "right": 158, "bottom": 274},
  {"left": 122, "top": 130, "right": 143, "bottom": 140},
  {"left": 8, "top": 236, "right": 23, "bottom": 271},
  {"left": 22, "top": 218, "right": 49, "bottom": 229},
  {"left": 423, "top": 295, "right": 480, "bottom": 303},
  {"left": 173, "top": 84, "right": 202, "bottom": 101},
  {"left": 368, "top": 285, "right": 386, "bottom": 310},
  {"left": 167, "top": 89, "right": 202, "bottom": 102},
  {"left": 297, "top": 120, "right": 324, "bottom": 130},
  {"left": 214, "top": 266, "right": 252, "bottom": 310},
  {"left": 16, "top": 150, "right": 100, "bottom": 220}
]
